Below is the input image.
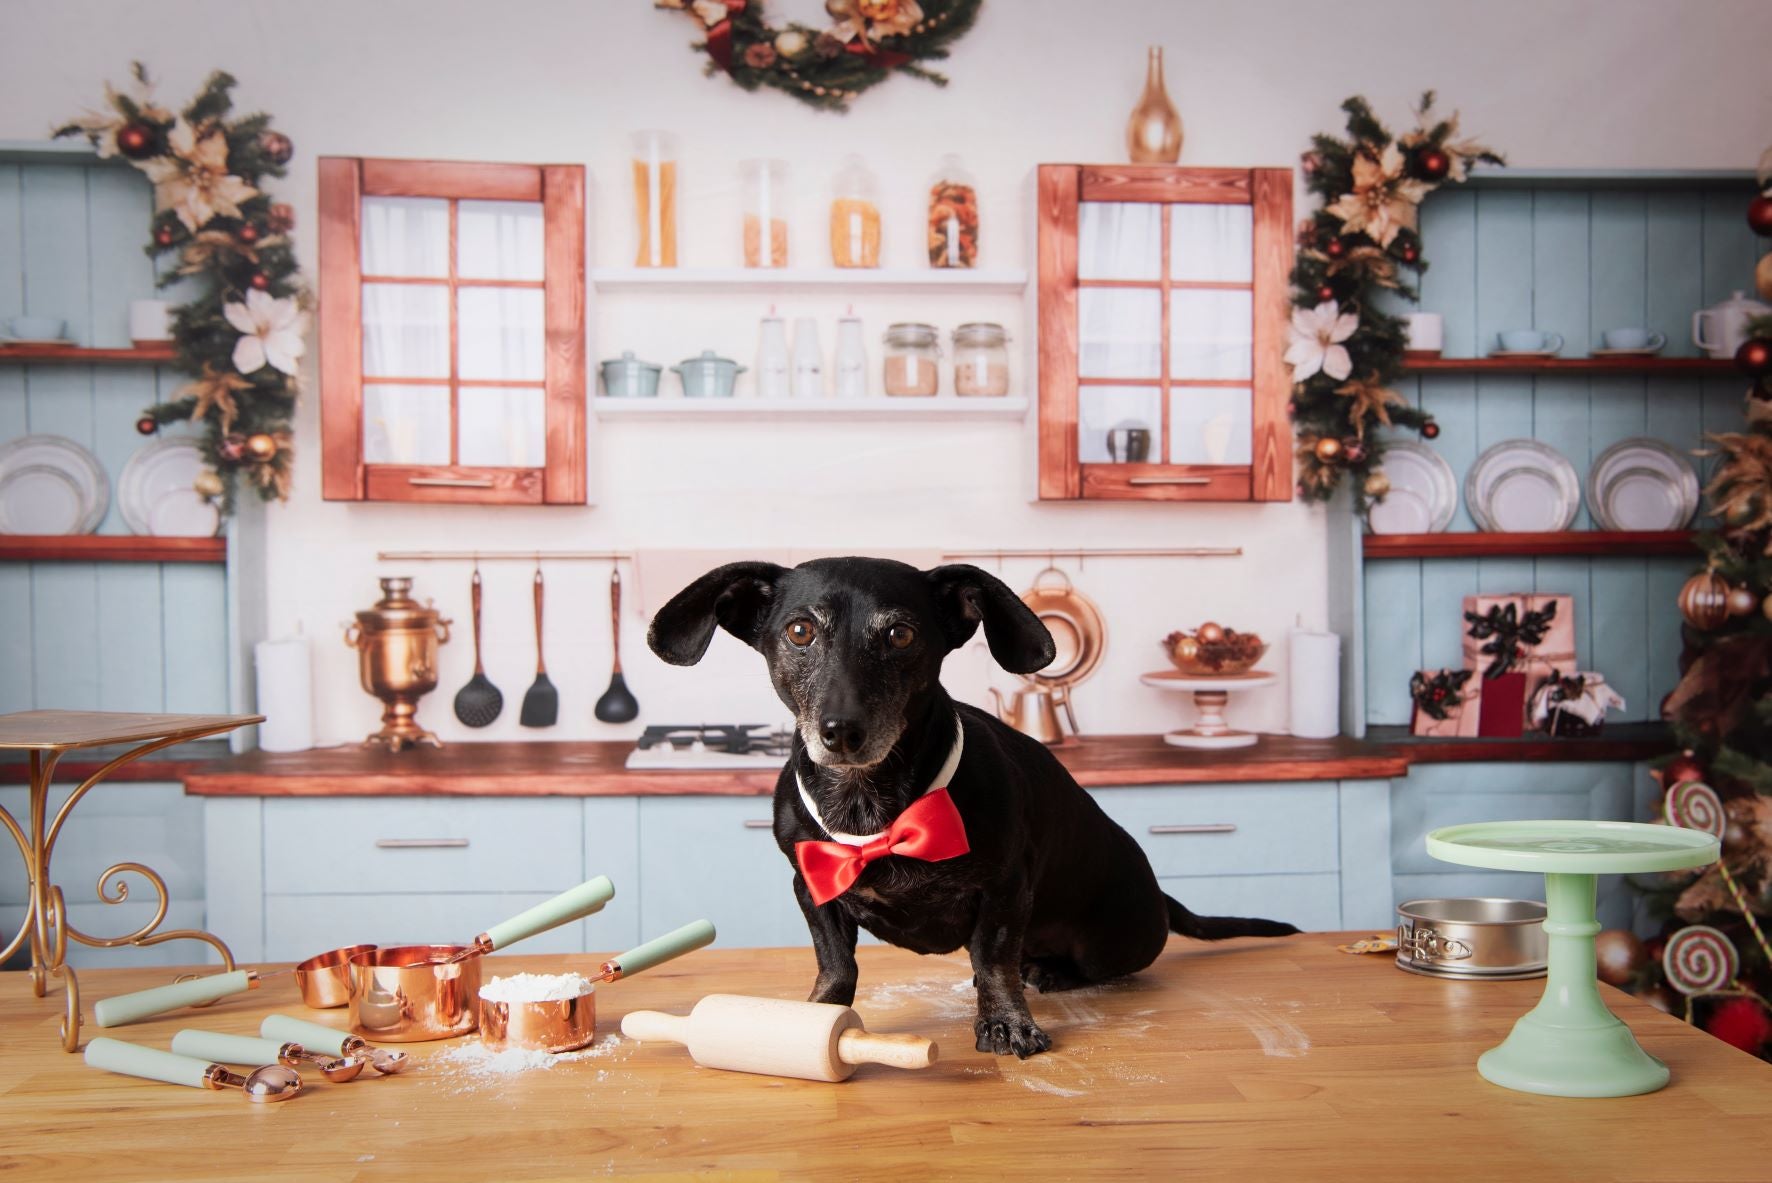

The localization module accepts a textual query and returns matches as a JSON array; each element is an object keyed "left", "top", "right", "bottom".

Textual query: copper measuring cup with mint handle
[{"left": 347, "top": 875, "right": 617, "bottom": 1042}]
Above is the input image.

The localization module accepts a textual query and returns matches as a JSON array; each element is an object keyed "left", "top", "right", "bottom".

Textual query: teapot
[
  {"left": 1692, "top": 291, "right": 1772, "bottom": 359},
  {"left": 986, "top": 681, "right": 1076, "bottom": 746}
]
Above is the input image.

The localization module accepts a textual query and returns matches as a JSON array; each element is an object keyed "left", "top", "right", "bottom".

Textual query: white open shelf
[
  {"left": 593, "top": 395, "right": 1028, "bottom": 421},
  {"left": 589, "top": 266, "right": 1028, "bottom": 294}
]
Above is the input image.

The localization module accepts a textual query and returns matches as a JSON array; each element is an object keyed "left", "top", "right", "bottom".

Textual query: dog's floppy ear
[
  {"left": 925, "top": 564, "right": 1056, "bottom": 675},
  {"left": 647, "top": 561, "right": 789, "bottom": 666}
]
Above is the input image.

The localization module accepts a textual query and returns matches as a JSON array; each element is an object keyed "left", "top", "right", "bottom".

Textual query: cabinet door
[
  {"left": 1037, "top": 166, "right": 1292, "bottom": 502},
  {"left": 637, "top": 797, "right": 809, "bottom": 949}
]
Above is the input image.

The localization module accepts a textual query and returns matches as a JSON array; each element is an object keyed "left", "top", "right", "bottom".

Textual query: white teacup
[
  {"left": 1403, "top": 313, "right": 1444, "bottom": 354},
  {"left": 129, "top": 299, "right": 172, "bottom": 344},
  {"left": 1601, "top": 327, "right": 1665, "bottom": 351},
  {"left": 1497, "top": 329, "right": 1564, "bottom": 354}
]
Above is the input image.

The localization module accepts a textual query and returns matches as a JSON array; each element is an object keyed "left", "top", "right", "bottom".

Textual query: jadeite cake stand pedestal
[{"left": 1426, "top": 819, "right": 1721, "bottom": 1098}]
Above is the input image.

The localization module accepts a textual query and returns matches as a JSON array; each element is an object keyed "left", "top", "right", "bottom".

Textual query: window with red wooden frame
[
  {"left": 1036, "top": 165, "right": 1292, "bottom": 502},
  {"left": 318, "top": 158, "right": 585, "bottom": 504}
]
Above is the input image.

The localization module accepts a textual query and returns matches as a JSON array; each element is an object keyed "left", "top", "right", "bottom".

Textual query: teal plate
[{"left": 1427, "top": 819, "right": 1718, "bottom": 875}]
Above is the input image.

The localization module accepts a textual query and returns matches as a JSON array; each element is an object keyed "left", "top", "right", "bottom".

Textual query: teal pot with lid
[
  {"left": 673, "top": 350, "right": 745, "bottom": 398},
  {"left": 600, "top": 351, "right": 662, "bottom": 398}
]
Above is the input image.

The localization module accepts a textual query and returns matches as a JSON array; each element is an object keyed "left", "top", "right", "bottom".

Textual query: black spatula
[
  {"left": 594, "top": 567, "right": 640, "bottom": 723},
  {"left": 519, "top": 567, "right": 558, "bottom": 728},
  {"left": 453, "top": 567, "right": 503, "bottom": 727}
]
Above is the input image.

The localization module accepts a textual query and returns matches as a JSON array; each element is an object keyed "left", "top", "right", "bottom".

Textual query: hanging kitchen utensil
[
  {"left": 594, "top": 567, "right": 640, "bottom": 724},
  {"left": 172, "top": 1029, "right": 366, "bottom": 1083},
  {"left": 347, "top": 875, "right": 616, "bottom": 1042},
  {"left": 261, "top": 1014, "right": 410, "bottom": 1075},
  {"left": 519, "top": 565, "right": 558, "bottom": 727},
  {"left": 453, "top": 565, "right": 503, "bottom": 727},
  {"left": 480, "top": 918, "right": 716, "bottom": 1053},
  {"left": 83, "top": 1037, "right": 302, "bottom": 1102},
  {"left": 987, "top": 567, "right": 1106, "bottom": 745}
]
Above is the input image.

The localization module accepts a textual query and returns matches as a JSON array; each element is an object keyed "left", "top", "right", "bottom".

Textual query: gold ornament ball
[
  {"left": 1313, "top": 436, "right": 1344, "bottom": 463},
  {"left": 245, "top": 433, "right": 278, "bottom": 462},
  {"left": 1758, "top": 251, "right": 1772, "bottom": 302},
  {"left": 1726, "top": 585, "right": 1760, "bottom": 617},
  {"left": 192, "top": 470, "right": 224, "bottom": 499},
  {"left": 1196, "top": 621, "right": 1225, "bottom": 645},
  {"left": 1363, "top": 472, "right": 1392, "bottom": 498},
  {"left": 1595, "top": 929, "right": 1647, "bottom": 987},
  {"left": 1678, "top": 570, "right": 1733, "bottom": 631},
  {"left": 1172, "top": 635, "right": 1200, "bottom": 663},
  {"left": 774, "top": 29, "right": 809, "bottom": 57},
  {"left": 824, "top": 0, "right": 856, "bottom": 16},
  {"left": 856, "top": 0, "right": 898, "bottom": 18}
]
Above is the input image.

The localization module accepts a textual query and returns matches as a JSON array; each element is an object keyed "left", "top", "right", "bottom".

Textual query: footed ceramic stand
[{"left": 1426, "top": 820, "right": 1720, "bottom": 1098}]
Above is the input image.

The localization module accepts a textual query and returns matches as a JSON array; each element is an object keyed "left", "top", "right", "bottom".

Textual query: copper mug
[{"left": 344, "top": 576, "right": 451, "bottom": 750}]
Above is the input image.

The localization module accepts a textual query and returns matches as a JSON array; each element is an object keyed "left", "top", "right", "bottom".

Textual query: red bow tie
[{"left": 795, "top": 788, "right": 970, "bottom": 906}]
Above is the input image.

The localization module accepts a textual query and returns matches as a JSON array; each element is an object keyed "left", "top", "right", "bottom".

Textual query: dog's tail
[{"left": 1166, "top": 894, "right": 1300, "bottom": 939}]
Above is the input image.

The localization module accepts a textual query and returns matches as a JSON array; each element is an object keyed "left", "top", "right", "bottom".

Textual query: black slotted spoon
[
  {"left": 519, "top": 566, "right": 559, "bottom": 727},
  {"left": 453, "top": 566, "right": 503, "bottom": 727}
]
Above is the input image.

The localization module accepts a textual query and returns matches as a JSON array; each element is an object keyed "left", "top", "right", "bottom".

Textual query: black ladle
[
  {"left": 453, "top": 566, "right": 503, "bottom": 727},
  {"left": 594, "top": 567, "right": 640, "bottom": 723}
]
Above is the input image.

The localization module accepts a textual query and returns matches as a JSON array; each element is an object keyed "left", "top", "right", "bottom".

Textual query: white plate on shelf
[
  {"left": 1466, "top": 439, "right": 1581, "bottom": 532},
  {"left": 118, "top": 438, "right": 219, "bottom": 537},
  {"left": 1487, "top": 349, "right": 1562, "bottom": 359},
  {"left": 0, "top": 434, "right": 109, "bottom": 534},
  {"left": 1587, "top": 437, "right": 1698, "bottom": 531},
  {"left": 1589, "top": 347, "right": 1665, "bottom": 358},
  {"left": 1369, "top": 441, "right": 1458, "bottom": 535}
]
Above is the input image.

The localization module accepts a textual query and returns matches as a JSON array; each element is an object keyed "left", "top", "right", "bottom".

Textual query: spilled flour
[
  {"left": 1016, "top": 1075, "right": 1085, "bottom": 1098},
  {"left": 1188, "top": 989, "right": 1311, "bottom": 1058},
  {"left": 432, "top": 1033, "right": 626, "bottom": 1090},
  {"left": 856, "top": 977, "right": 977, "bottom": 1021}
]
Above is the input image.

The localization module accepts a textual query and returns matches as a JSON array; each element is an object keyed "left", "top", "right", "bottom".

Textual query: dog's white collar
[{"left": 795, "top": 713, "right": 965, "bottom": 846}]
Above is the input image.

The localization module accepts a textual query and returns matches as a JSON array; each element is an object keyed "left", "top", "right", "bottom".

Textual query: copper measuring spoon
[
  {"left": 84, "top": 1037, "right": 302, "bottom": 1103},
  {"left": 172, "top": 1029, "right": 366, "bottom": 1083}
]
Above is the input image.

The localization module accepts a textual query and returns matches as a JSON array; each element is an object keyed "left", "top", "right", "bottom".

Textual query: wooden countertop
[{"left": 7, "top": 939, "right": 1766, "bottom": 1180}]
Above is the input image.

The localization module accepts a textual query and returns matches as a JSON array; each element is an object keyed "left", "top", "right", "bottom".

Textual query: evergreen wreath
[
  {"left": 55, "top": 63, "right": 304, "bottom": 514},
  {"left": 1289, "top": 94, "right": 1501, "bottom": 509},
  {"left": 655, "top": 0, "right": 983, "bottom": 112}
]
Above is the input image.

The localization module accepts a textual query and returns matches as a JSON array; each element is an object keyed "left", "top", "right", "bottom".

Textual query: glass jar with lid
[
  {"left": 830, "top": 155, "right": 882, "bottom": 268},
  {"left": 882, "top": 322, "right": 940, "bottom": 397},
  {"left": 952, "top": 322, "right": 1009, "bottom": 397},
  {"left": 740, "top": 158, "right": 789, "bottom": 269},
  {"left": 926, "top": 155, "right": 978, "bottom": 269}
]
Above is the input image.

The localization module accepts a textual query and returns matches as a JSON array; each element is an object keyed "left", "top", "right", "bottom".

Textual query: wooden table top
[
  {"left": 3, "top": 937, "right": 1766, "bottom": 1180},
  {"left": 0, "top": 711, "right": 261, "bottom": 752}
]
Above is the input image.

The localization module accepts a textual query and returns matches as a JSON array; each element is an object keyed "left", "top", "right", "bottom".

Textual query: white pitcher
[{"left": 1692, "top": 290, "right": 1772, "bottom": 359}]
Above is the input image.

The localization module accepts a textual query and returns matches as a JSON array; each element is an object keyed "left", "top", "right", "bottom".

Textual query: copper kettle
[{"left": 987, "top": 682, "right": 1076, "bottom": 746}]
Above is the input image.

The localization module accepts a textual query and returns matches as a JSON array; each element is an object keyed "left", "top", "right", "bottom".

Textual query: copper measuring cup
[
  {"left": 347, "top": 876, "right": 616, "bottom": 1042},
  {"left": 294, "top": 943, "right": 377, "bottom": 1009}
]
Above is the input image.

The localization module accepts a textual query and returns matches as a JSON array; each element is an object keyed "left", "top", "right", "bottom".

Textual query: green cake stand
[{"left": 1426, "top": 819, "right": 1720, "bottom": 1098}]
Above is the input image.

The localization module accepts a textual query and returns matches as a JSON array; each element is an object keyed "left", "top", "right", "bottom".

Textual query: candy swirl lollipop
[
  {"left": 1664, "top": 781, "right": 1725, "bottom": 837},
  {"left": 1662, "top": 924, "right": 1739, "bottom": 995}
]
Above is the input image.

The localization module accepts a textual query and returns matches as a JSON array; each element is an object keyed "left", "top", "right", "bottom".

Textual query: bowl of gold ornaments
[{"left": 1162, "top": 623, "right": 1267, "bottom": 676}]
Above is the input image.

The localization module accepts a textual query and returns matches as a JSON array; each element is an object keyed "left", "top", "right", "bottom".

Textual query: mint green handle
[
  {"left": 172, "top": 1030, "right": 285, "bottom": 1066},
  {"left": 614, "top": 919, "right": 715, "bottom": 977},
  {"left": 483, "top": 875, "right": 615, "bottom": 951},
  {"left": 85, "top": 1037, "right": 211, "bottom": 1088},
  {"left": 93, "top": 970, "right": 251, "bottom": 1027},
  {"left": 260, "top": 1014, "right": 350, "bottom": 1055}
]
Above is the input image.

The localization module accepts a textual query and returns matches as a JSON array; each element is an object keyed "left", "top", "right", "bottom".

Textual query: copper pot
[
  {"left": 344, "top": 576, "right": 452, "bottom": 750},
  {"left": 348, "top": 945, "right": 483, "bottom": 1042}
]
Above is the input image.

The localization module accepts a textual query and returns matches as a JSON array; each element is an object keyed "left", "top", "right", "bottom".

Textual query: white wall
[{"left": 5, "top": 0, "right": 1769, "bottom": 746}]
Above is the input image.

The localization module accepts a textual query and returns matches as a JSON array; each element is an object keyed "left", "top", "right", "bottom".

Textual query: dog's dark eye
[
  {"left": 887, "top": 624, "right": 916, "bottom": 650},
  {"left": 786, "top": 620, "right": 816, "bottom": 647}
]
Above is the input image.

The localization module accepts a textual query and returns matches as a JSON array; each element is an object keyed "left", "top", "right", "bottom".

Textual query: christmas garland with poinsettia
[
  {"left": 1288, "top": 94, "right": 1501, "bottom": 508},
  {"left": 54, "top": 64, "right": 304, "bottom": 514},
  {"left": 656, "top": 0, "right": 982, "bottom": 111}
]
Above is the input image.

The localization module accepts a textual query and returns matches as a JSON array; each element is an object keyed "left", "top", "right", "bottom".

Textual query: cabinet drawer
[
  {"left": 638, "top": 797, "right": 808, "bottom": 949},
  {"left": 262, "top": 798, "right": 587, "bottom": 895},
  {"left": 263, "top": 891, "right": 596, "bottom": 961},
  {"left": 0, "top": 783, "right": 202, "bottom": 906},
  {"left": 1090, "top": 785, "right": 1339, "bottom": 878},
  {"left": 1159, "top": 873, "right": 1340, "bottom": 933}
]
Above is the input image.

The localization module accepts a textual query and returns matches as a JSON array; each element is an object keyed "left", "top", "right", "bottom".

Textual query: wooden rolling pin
[{"left": 620, "top": 994, "right": 937, "bottom": 1082}]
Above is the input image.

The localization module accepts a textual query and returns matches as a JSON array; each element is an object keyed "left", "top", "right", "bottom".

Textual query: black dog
[{"left": 647, "top": 556, "right": 1298, "bottom": 1058}]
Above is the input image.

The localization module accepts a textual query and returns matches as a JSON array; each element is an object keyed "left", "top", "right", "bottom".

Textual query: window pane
[
  {"left": 458, "top": 200, "right": 545, "bottom": 281},
  {"left": 363, "top": 384, "right": 449, "bottom": 465},
  {"left": 1170, "top": 204, "right": 1252, "bottom": 282},
  {"left": 1078, "top": 387, "right": 1159, "bottom": 464},
  {"left": 361, "top": 197, "right": 449, "bottom": 277},
  {"left": 459, "top": 387, "right": 545, "bottom": 467},
  {"left": 458, "top": 287, "right": 545, "bottom": 381},
  {"left": 1169, "top": 388, "right": 1252, "bottom": 464},
  {"left": 362, "top": 283, "right": 450, "bottom": 378},
  {"left": 1169, "top": 289, "right": 1252, "bottom": 379},
  {"left": 1078, "top": 203, "right": 1161, "bottom": 281},
  {"left": 1078, "top": 288, "right": 1161, "bottom": 379}
]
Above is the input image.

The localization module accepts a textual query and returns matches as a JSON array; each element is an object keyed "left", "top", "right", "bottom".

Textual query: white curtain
[
  {"left": 458, "top": 200, "right": 545, "bottom": 280},
  {"left": 1169, "top": 388, "right": 1252, "bottom": 464},
  {"left": 362, "top": 284, "right": 449, "bottom": 378},
  {"left": 1078, "top": 288, "right": 1162, "bottom": 379},
  {"left": 1078, "top": 202, "right": 1161, "bottom": 280},
  {"left": 1170, "top": 205, "right": 1252, "bottom": 282},
  {"left": 1170, "top": 290, "right": 1252, "bottom": 380},
  {"left": 361, "top": 197, "right": 448, "bottom": 277},
  {"left": 458, "top": 287, "right": 545, "bottom": 382}
]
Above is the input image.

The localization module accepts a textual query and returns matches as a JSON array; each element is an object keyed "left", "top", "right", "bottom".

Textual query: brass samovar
[{"left": 345, "top": 576, "right": 452, "bottom": 750}]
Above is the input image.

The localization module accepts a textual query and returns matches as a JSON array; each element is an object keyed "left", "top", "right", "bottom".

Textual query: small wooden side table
[{"left": 0, "top": 710, "right": 261, "bottom": 1050}]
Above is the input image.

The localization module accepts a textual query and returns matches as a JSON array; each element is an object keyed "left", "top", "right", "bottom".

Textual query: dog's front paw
[
  {"left": 808, "top": 974, "right": 857, "bottom": 1007},
  {"left": 974, "top": 1015, "right": 1052, "bottom": 1059}
]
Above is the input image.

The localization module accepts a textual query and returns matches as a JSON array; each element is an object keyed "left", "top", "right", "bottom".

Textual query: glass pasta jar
[
  {"left": 926, "top": 155, "right": 978, "bottom": 269},
  {"left": 829, "top": 155, "right": 881, "bottom": 269},
  {"left": 630, "top": 130, "right": 678, "bottom": 268},
  {"left": 740, "top": 158, "right": 789, "bottom": 269},
  {"left": 882, "top": 322, "right": 940, "bottom": 397},
  {"left": 951, "top": 323, "right": 1009, "bottom": 397}
]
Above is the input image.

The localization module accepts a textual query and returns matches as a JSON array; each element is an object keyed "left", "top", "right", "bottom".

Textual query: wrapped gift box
[
  {"left": 1461, "top": 593, "right": 1578, "bottom": 735},
  {"left": 1409, "top": 669, "right": 1480, "bottom": 737}
]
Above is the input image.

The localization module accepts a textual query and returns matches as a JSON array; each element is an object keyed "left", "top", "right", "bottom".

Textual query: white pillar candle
[
  {"left": 254, "top": 636, "right": 314, "bottom": 753},
  {"left": 1288, "top": 628, "right": 1341, "bottom": 739}
]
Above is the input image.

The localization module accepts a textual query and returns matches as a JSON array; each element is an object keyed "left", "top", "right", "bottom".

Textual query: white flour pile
[
  {"left": 478, "top": 971, "right": 594, "bottom": 1003},
  {"left": 434, "top": 1033, "right": 623, "bottom": 1082}
]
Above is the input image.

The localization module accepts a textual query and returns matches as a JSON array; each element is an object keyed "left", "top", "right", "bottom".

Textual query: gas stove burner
[{"left": 627, "top": 723, "right": 797, "bottom": 771}]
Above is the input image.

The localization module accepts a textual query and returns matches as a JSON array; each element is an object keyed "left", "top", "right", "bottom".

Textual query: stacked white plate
[
  {"left": 0, "top": 435, "right": 109, "bottom": 534},
  {"left": 1466, "top": 440, "right": 1581, "bottom": 532},
  {"left": 1368, "top": 441, "right": 1458, "bottom": 535},
  {"left": 118, "top": 438, "right": 220, "bottom": 537},
  {"left": 1587, "top": 438, "right": 1698, "bottom": 531}
]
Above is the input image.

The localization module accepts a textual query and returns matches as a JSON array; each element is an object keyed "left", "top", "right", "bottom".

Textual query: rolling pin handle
[
  {"left": 836, "top": 1028, "right": 939, "bottom": 1071},
  {"left": 620, "top": 1009, "right": 691, "bottom": 1046}
]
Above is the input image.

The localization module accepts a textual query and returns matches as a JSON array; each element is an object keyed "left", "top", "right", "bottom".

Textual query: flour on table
[
  {"left": 1016, "top": 1075, "right": 1085, "bottom": 1098},
  {"left": 432, "top": 1032, "right": 625, "bottom": 1090},
  {"left": 856, "top": 978, "right": 976, "bottom": 1020}
]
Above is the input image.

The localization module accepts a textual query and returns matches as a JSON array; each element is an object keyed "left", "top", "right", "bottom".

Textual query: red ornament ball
[
  {"left": 154, "top": 225, "right": 175, "bottom": 247},
  {"left": 249, "top": 273, "right": 271, "bottom": 291},
  {"left": 218, "top": 434, "right": 248, "bottom": 463},
  {"left": 1342, "top": 438, "right": 1367, "bottom": 464},
  {"left": 1413, "top": 147, "right": 1452, "bottom": 182},
  {"left": 1324, "top": 238, "right": 1347, "bottom": 259},
  {"left": 258, "top": 130, "right": 294, "bottom": 167},
  {"left": 238, "top": 223, "right": 260, "bottom": 244},
  {"left": 134, "top": 415, "right": 157, "bottom": 436},
  {"left": 1420, "top": 421, "right": 1440, "bottom": 440},
  {"left": 1301, "top": 151, "right": 1322, "bottom": 177},
  {"left": 1736, "top": 337, "right": 1772, "bottom": 377},
  {"left": 1748, "top": 194, "right": 1772, "bottom": 237},
  {"left": 1704, "top": 996, "right": 1772, "bottom": 1055},
  {"left": 1662, "top": 750, "right": 1706, "bottom": 789},
  {"left": 1400, "top": 242, "right": 1420, "bottom": 264},
  {"left": 115, "top": 121, "right": 157, "bottom": 160},
  {"left": 1595, "top": 929, "right": 1647, "bottom": 987},
  {"left": 1316, "top": 284, "right": 1337, "bottom": 303}
]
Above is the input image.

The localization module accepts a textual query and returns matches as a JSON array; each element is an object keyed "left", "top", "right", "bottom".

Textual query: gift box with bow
[
  {"left": 1460, "top": 594, "right": 1577, "bottom": 737},
  {"left": 1409, "top": 668, "right": 1479, "bottom": 737}
]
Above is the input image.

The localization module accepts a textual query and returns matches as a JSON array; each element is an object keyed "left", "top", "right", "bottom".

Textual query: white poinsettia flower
[
  {"left": 225, "top": 288, "right": 307, "bottom": 376},
  {"left": 142, "top": 118, "right": 257, "bottom": 231},
  {"left": 1285, "top": 300, "right": 1359, "bottom": 382}
]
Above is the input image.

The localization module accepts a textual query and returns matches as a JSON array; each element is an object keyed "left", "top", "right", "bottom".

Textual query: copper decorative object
[
  {"left": 344, "top": 576, "right": 452, "bottom": 750},
  {"left": 349, "top": 944, "right": 484, "bottom": 1043},
  {"left": 1125, "top": 46, "right": 1183, "bottom": 164}
]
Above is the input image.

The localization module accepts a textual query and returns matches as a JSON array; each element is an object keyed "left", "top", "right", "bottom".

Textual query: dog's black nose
[{"left": 819, "top": 717, "right": 867, "bottom": 758}]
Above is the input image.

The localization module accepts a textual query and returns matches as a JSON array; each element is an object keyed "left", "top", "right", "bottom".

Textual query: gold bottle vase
[
  {"left": 1126, "top": 46, "right": 1183, "bottom": 164},
  {"left": 345, "top": 576, "right": 452, "bottom": 751}
]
